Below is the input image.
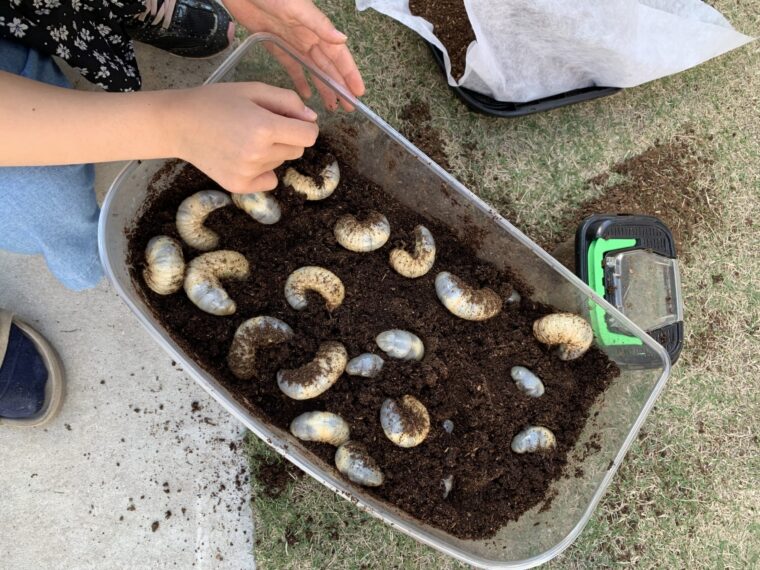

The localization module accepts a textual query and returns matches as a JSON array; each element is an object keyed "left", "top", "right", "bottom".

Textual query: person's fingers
[
  {"left": 275, "top": 46, "right": 340, "bottom": 112},
  {"left": 321, "top": 42, "right": 365, "bottom": 97},
  {"left": 259, "top": 158, "right": 291, "bottom": 173},
  {"left": 311, "top": 72, "right": 340, "bottom": 112},
  {"left": 242, "top": 83, "right": 318, "bottom": 122},
  {"left": 309, "top": 45, "right": 355, "bottom": 112},
  {"left": 265, "top": 112, "right": 319, "bottom": 147},
  {"left": 247, "top": 170, "right": 279, "bottom": 193},
  {"left": 281, "top": 0, "right": 347, "bottom": 45},
  {"left": 252, "top": 144, "right": 303, "bottom": 168},
  {"left": 309, "top": 44, "right": 348, "bottom": 90},
  {"left": 271, "top": 143, "right": 305, "bottom": 161},
  {"left": 266, "top": 43, "right": 312, "bottom": 100}
]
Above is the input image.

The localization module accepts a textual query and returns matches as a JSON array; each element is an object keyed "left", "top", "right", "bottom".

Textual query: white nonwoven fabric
[{"left": 356, "top": 0, "right": 752, "bottom": 102}]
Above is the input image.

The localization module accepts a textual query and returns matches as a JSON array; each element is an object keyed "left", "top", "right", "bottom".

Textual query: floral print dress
[{"left": 0, "top": 0, "right": 144, "bottom": 91}]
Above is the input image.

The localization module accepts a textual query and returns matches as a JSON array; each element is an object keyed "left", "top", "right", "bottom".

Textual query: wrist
[{"left": 150, "top": 88, "right": 191, "bottom": 161}]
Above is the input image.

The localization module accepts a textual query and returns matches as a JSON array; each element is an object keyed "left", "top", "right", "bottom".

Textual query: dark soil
[
  {"left": 548, "top": 136, "right": 716, "bottom": 259},
  {"left": 399, "top": 98, "right": 451, "bottom": 170},
  {"left": 127, "top": 139, "right": 618, "bottom": 540},
  {"left": 254, "top": 454, "right": 303, "bottom": 499},
  {"left": 410, "top": 0, "right": 475, "bottom": 80}
]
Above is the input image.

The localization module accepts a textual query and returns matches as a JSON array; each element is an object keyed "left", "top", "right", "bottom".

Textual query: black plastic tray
[
  {"left": 427, "top": 42, "right": 621, "bottom": 117},
  {"left": 575, "top": 214, "right": 683, "bottom": 366}
]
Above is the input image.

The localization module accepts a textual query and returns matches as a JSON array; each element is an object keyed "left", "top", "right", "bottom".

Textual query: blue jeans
[{"left": 0, "top": 39, "right": 103, "bottom": 291}]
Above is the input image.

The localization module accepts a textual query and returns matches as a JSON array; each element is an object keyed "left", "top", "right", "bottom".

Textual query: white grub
[
  {"left": 511, "top": 426, "right": 557, "bottom": 454},
  {"left": 442, "top": 475, "right": 454, "bottom": 499},
  {"left": 380, "top": 395, "right": 431, "bottom": 448},
  {"left": 533, "top": 313, "right": 594, "bottom": 360},
  {"left": 334, "top": 212, "right": 390, "bottom": 252},
  {"left": 442, "top": 419, "right": 455, "bottom": 434},
  {"left": 375, "top": 330, "right": 424, "bottom": 361},
  {"left": 277, "top": 341, "right": 348, "bottom": 400},
  {"left": 284, "top": 266, "right": 345, "bottom": 311},
  {"left": 506, "top": 290, "right": 522, "bottom": 305},
  {"left": 227, "top": 317, "right": 293, "bottom": 379},
  {"left": 231, "top": 191, "right": 281, "bottom": 225},
  {"left": 335, "top": 441, "right": 384, "bottom": 487},
  {"left": 435, "top": 271, "right": 502, "bottom": 321},
  {"left": 176, "top": 190, "right": 231, "bottom": 250},
  {"left": 389, "top": 225, "right": 436, "bottom": 278},
  {"left": 284, "top": 160, "right": 340, "bottom": 201},
  {"left": 511, "top": 366, "right": 545, "bottom": 398},
  {"left": 345, "top": 353, "right": 384, "bottom": 378},
  {"left": 143, "top": 236, "right": 185, "bottom": 295},
  {"left": 183, "top": 251, "right": 249, "bottom": 316},
  {"left": 290, "top": 411, "right": 350, "bottom": 446}
]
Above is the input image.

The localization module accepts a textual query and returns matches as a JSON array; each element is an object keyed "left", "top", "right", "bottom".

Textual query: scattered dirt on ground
[
  {"left": 253, "top": 452, "right": 303, "bottom": 499},
  {"left": 399, "top": 98, "right": 451, "bottom": 170},
  {"left": 548, "top": 136, "right": 716, "bottom": 259},
  {"left": 127, "top": 139, "right": 618, "bottom": 539},
  {"left": 684, "top": 306, "right": 729, "bottom": 370},
  {"left": 285, "top": 526, "right": 299, "bottom": 546},
  {"left": 409, "top": 0, "right": 475, "bottom": 79}
]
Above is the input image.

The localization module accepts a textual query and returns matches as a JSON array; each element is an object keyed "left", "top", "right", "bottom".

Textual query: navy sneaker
[
  {"left": 0, "top": 310, "right": 64, "bottom": 427},
  {"left": 126, "top": 0, "right": 235, "bottom": 59}
]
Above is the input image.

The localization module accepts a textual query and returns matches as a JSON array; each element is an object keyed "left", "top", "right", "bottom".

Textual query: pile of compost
[{"left": 409, "top": 0, "right": 474, "bottom": 79}]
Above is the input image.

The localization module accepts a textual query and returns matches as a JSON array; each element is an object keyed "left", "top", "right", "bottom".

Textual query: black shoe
[{"left": 126, "top": 0, "right": 235, "bottom": 59}]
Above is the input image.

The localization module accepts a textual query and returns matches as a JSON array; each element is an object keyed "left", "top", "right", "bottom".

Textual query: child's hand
[
  {"left": 223, "top": 0, "right": 365, "bottom": 110},
  {"left": 170, "top": 82, "right": 319, "bottom": 193}
]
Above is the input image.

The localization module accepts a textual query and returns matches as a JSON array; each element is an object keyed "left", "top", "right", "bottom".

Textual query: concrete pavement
[{"left": 0, "top": 41, "right": 256, "bottom": 569}]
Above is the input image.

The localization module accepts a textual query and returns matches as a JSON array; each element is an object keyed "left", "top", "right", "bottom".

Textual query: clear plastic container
[{"left": 99, "top": 34, "right": 671, "bottom": 569}]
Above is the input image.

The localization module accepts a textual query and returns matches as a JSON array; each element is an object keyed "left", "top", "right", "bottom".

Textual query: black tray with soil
[
  {"left": 127, "top": 140, "right": 619, "bottom": 540},
  {"left": 410, "top": 0, "right": 620, "bottom": 117}
]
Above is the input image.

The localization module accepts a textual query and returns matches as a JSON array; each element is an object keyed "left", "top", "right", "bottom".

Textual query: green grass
[
  {"left": 247, "top": 1, "right": 759, "bottom": 567},
  {"left": 247, "top": 437, "right": 467, "bottom": 569}
]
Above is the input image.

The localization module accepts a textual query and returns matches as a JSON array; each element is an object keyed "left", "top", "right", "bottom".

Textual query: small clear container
[
  {"left": 99, "top": 34, "right": 670, "bottom": 569},
  {"left": 605, "top": 250, "right": 684, "bottom": 332}
]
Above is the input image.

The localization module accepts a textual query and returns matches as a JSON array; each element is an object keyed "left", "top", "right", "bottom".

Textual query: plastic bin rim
[{"left": 98, "top": 33, "right": 671, "bottom": 570}]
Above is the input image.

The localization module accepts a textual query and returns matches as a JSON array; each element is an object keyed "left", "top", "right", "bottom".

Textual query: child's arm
[{"left": 0, "top": 72, "right": 318, "bottom": 193}]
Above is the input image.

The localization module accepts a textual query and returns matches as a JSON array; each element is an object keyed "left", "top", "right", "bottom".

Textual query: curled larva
[
  {"left": 231, "top": 191, "right": 281, "bottom": 225},
  {"left": 284, "top": 266, "right": 345, "bottom": 311},
  {"left": 334, "top": 212, "right": 390, "bottom": 252},
  {"left": 511, "top": 366, "right": 545, "bottom": 398},
  {"left": 277, "top": 341, "right": 348, "bottom": 400},
  {"left": 284, "top": 160, "right": 340, "bottom": 200},
  {"left": 183, "top": 250, "right": 249, "bottom": 316},
  {"left": 375, "top": 330, "right": 424, "bottom": 361},
  {"left": 290, "top": 411, "right": 350, "bottom": 446},
  {"left": 335, "top": 441, "right": 384, "bottom": 487},
  {"left": 389, "top": 225, "right": 436, "bottom": 278},
  {"left": 511, "top": 426, "right": 557, "bottom": 454},
  {"left": 176, "top": 190, "right": 231, "bottom": 250},
  {"left": 533, "top": 313, "right": 594, "bottom": 360},
  {"left": 435, "top": 271, "right": 502, "bottom": 321},
  {"left": 380, "top": 395, "right": 431, "bottom": 448},
  {"left": 227, "top": 316, "right": 293, "bottom": 379},
  {"left": 143, "top": 236, "right": 185, "bottom": 295},
  {"left": 442, "top": 474, "right": 454, "bottom": 499},
  {"left": 345, "top": 353, "right": 384, "bottom": 378}
]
